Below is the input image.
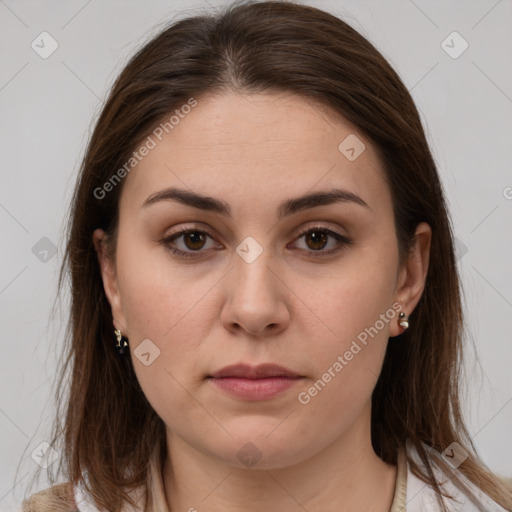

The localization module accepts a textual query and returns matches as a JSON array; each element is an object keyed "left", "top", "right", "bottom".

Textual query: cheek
[
  {"left": 114, "top": 237, "right": 222, "bottom": 397},
  {"left": 114, "top": 232, "right": 212, "bottom": 341},
  {"left": 292, "top": 238, "right": 398, "bottom": 402},
  {"left": 292, "top": 298, "right": 392, "bottom": 442},
  {"left": 303, "top": 241, "right": 398, "bottom": 349}
]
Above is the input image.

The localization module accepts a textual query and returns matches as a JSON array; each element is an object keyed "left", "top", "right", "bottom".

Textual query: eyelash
[{"left": 161, "top": 225, "right": 352, "bottom": 260}]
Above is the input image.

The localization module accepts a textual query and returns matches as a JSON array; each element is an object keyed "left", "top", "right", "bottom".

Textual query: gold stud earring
[{"left": 114, "top": 328, "right": 129, "bottom": 355}]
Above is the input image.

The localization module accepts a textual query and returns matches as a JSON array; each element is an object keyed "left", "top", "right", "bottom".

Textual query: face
[{"left": 94, "top": 91, "right": 429, "bottom": 470}]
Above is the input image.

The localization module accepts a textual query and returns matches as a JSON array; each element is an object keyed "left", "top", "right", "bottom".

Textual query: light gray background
[{"left": 1, "top": 0, "right": 511, "bottom": 509}]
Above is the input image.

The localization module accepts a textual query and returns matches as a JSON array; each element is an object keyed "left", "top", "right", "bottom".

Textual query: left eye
[
  {"left": 292, "top": 227, "right": 349, "bottom": 253},
  {"left": 162, "top": 226, "right": 351, "bottom": 259}
]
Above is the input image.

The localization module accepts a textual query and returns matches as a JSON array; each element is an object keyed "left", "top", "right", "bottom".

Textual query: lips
[
  {"left": 206, "top": 363, "right": 304, "bottom": 400},
  {"left": 207, "top": 363, "right": 302, "bottom": 379}
]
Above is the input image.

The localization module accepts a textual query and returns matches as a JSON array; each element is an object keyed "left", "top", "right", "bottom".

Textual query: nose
[{"left": 220, "top": 246, "right": 290, "bottom": 338}]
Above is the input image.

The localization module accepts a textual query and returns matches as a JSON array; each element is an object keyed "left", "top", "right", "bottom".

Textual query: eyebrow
[{"left": 142, "top": 186, "right": 370, "bottom": 219}]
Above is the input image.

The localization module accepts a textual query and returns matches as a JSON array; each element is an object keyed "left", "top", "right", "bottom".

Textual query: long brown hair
[{"left": 20, "top": 1, "right": 512, "bottom": 510}]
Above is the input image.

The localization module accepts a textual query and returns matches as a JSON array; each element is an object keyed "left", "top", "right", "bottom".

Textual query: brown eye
[
  {"left": 304, "top": 230, "right": 329, "bottom": 250},
  {"left": 291, "top": 226, "right": 352, "bottom": 257},
  {"left": 162, "top": 228, "right": 220, "bottom": 259},
  {"left": 182, "top": 231, "right": 207, "bottom": 250}
]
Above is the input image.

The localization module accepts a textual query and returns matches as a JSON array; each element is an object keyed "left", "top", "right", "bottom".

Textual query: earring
[
  {"left": 399, "top": 312, "right": 409, "bottom": 330},
  {"left": 114, "top": 328, "right": 129, "bottom": 355}
]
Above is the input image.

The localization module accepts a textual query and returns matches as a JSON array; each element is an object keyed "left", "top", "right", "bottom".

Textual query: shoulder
[
  {"left": 22, "top": 482, "right": 78, "bottom": 512},
  {"left": 405, "top": 440, "right": 510, "bottom": 511}
]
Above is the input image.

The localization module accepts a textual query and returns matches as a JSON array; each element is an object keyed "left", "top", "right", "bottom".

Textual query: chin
[{"left": 210, "top": 429, "right": 315, "bottom": 471}]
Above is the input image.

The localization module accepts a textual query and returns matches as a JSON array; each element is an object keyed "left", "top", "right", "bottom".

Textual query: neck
[{"left": 162, "top": 404, "right": 397, "bottom": 512}]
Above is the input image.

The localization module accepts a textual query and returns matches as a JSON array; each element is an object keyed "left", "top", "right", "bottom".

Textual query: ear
[
  {"left": 92, "top": 228, "right": 127, "bottom": 333},
  {"left": 389, "top": 222, "right": 432, "bottom": 337}
]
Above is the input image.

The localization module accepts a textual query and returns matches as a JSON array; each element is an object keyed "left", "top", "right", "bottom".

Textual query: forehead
[{"left": 120, "top": 91, "right": 389, "bottom": 217}]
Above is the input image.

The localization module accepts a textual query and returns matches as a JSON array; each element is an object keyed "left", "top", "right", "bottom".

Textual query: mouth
[{"left": 206, "top": 363, "right": 304, "bottom": 401}]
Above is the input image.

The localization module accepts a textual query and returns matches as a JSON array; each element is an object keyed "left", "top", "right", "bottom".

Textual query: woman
[{"left": 20, "top": 1, "right": 512, "bottom": 511}]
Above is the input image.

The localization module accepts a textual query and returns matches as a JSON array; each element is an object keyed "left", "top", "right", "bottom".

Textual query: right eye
[{"left": 161, "top": 228, "right": 221, "bottom": 259}]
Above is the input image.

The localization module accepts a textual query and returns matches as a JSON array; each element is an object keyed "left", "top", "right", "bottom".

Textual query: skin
[{"left": 93, "top": 91, "right": 431, "bottom": 512}]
